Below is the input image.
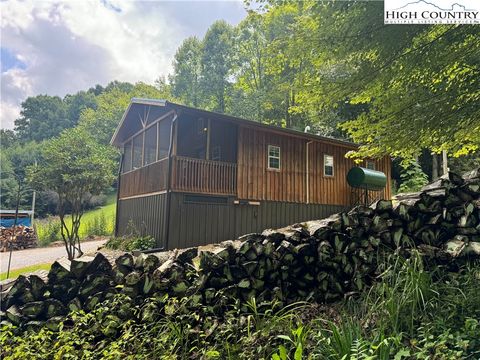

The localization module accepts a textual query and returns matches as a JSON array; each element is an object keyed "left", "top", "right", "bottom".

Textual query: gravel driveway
[{"left": 0, "top": 240, "right": 106, "bottom": 273}]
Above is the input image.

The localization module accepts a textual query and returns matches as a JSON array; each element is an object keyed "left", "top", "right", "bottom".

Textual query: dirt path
[{"left": 0, "top": 240, "right": 106, "bottom": 273}]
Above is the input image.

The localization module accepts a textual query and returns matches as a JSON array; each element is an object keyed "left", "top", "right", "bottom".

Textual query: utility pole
[
  {"left": 442, "top": 150, "right": 448, "bottom": 175},
  {"left": 31, "top": 160, "right": 37, "bottom": 225}
]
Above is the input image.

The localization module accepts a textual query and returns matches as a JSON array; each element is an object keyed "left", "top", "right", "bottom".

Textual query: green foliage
[
  {"left": 169, "top": 1, "right": 479, "bottom": 163},
  {"left": 27, "top": 127, "right": 116, "bottom": 259},
  {"left": 398, "top": 160, "right": 429, "bottom": 193},
  {"left": 36, "top": 216, "right": 62, "bottom": 246},
  {"left": 13, "top": 93, "right": 98, "bottom": 143},
  {"left": 105, "top": 235, "right": 156, "bottom": 251},
  {"left": 36, "top": 198, "right": 115, "bottom": 244},
  {"left": 0, "top": 141, "right": 40, "bottom": 212},
  {"left": 170, "top": 36, "right": 203, "bottom": 107},
  {"left": 83, "top": 213, "right": 110, "bottom": 237},
  {"left": 14, "top": 95, "right": 67, "bottom": 142},
  {"left": 1, "top": 255, "right": 478, "bottom": 359},
  {"left": 201, "top": 20, "right": 235, "bottom": 113},
  {"left": 78, "top": 82, "right": 174, "bottom": 145},
  {"left": 0, "top": 129, "right": 17, "bottom": 148}
]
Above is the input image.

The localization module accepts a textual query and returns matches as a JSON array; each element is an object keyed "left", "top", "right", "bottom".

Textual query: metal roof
[
  {"left": 0, "top": 210, "right": 34, "bottom": 215},
  {"left": 110, "top": 98, "right": 358, "bottom": 148}
]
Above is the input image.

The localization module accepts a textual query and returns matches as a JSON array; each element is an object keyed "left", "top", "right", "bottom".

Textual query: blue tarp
[{"left": 0, "top": 217, "right": 31, "bottom": 228}]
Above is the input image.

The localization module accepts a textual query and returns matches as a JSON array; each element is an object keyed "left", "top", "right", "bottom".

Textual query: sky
[{"left": 0, "top": 0, "right": 247, "bottom": 129}]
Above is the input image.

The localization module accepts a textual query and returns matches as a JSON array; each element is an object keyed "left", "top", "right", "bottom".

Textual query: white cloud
[{"left": 0, "top": 0, "right": 246, "bottom": 129}]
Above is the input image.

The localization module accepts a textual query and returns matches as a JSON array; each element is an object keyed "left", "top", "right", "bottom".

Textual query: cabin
[{"left": 111, "top": 99, "right": 392, "bottom": 250}]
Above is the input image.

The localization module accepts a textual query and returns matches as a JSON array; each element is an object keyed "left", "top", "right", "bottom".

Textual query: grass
[
  {"left": 0, "top": 263, "right": 51, "bottom": 281},
  {"left": 36, "top": 194, "right": 116, "bottom": 246}
]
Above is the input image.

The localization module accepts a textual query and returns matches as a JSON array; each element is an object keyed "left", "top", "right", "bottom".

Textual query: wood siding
[
  {"left": 307, "top": 142, "right": 392, "bottom": 205},
  {"left": 237, "top": 127, "right": 307, "bottom": 203},
  {"left": 238, "top": 127, "right": 391, "bottom": 205},
  {"left": 118, "top": 158, "right": 169, "bottom": 199}
]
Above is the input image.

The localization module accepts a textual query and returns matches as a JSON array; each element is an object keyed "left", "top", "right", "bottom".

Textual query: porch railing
[{"left": 172, "top": 156, "right": 237, "bottom": 195}]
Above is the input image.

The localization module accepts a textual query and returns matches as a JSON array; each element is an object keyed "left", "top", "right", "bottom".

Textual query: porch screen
[
  {"left": 158, "top": 119, "right": 170, "bottom": 159},
  {"left": 132, "top": 134, "right": 143, "bottom": 170},
  {"left": 123, "top": 140, "right": 132, "bottom": 172},
  {"left": 143, "top": 125, "right": 157, "bottom": 166}
]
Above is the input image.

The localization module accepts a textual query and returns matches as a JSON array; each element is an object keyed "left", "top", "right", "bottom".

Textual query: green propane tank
[{"left": 347, "top": 167, "right": 387, "bottom": 191}]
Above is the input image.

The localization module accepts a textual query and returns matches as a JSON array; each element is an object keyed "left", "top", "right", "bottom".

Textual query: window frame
[
  {"left": 157, "top": 117, "right": 171, "bottom": 160},
  {"left": 267, "top": 144, "right": 281, "bottom": 171},
  {"left": 143, "top": 122, "right": 158, "bottom": 166},
  {"left": 122, "top": 140, "right": 133, "bottom": 173},
  {"left": 132, "top": 132, "right": 144, "bottom": 170},
  {"left": 323, "top": 154, "right": 334, "bottom": 177}
]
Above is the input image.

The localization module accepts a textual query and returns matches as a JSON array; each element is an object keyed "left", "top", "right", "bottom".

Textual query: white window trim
[
  {"left": 267, "top": 145, "right": 281, "bottom": 170},
  {"left": 324, "top": 154, "right": 334, "bottom": 177}
]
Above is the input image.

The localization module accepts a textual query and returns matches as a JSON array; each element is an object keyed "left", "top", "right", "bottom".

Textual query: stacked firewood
[
  {"left": 1, "top": 169, "right": 479, "bottom": 330},
  {"left": 0, "top": 226, "right": 37, "bottom": 252}
]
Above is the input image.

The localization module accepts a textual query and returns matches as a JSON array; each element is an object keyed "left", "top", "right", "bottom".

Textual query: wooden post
[
  {"left": 442, "top": 150, "right": 448, "bottom": 175},
  {"left": 432, "top": 153, "right": 438, "bottom": 181},
  {"left": 206, "top": 119, "right": 211, "bottom": 160},
  {"left": 306, "top": 141, "right": 312, "bottom": 203},
  {"left": 31, "top": 160, "right": 37, "bottom": 225}
]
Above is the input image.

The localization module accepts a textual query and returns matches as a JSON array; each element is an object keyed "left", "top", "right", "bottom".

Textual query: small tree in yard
[{"left": 28, "top": 127, "right": 116, "bottom": 259}]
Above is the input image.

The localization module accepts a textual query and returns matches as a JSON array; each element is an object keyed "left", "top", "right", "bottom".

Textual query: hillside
[{"left": 36, "top": 195, "right": 116, "bottom": 245}]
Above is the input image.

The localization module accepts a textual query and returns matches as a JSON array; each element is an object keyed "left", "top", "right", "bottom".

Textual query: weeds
[
  {"left": 104, "top": 235, "right": 156, "bottom": 251},
  {"left": 1, "top": 256, "right": 479, "bottom": 359},
  {"left": 36, "top": 216, "right": 61, "bottom": 246},
  {"left": 83, "top": 213, "right": 114, "bottom": 237}
]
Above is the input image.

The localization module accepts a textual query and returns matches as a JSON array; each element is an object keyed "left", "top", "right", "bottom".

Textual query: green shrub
[
  {"left": 398, "top": 159, "right": 429, "bottom": 193},
  {"left": 105, "top": 236, "right": 156, "bottom": 251}
]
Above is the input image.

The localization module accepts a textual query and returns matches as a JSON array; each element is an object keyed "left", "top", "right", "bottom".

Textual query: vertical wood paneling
[
  {"left": 237, "top": 126, "right": 392, "bottom": 206},
  {"left": 119, "top": 158, "right": 169, "bottom": 198}
]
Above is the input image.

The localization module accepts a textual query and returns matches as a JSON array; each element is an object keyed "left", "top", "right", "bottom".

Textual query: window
[
  {"left": 143, "top": 124, "right": 157, "bottom": 166},
  {"left": 366, "top": 160, "right": 375, "bottom": 170},
  {"left": 268, "top": 145, "right": 281, "bottom": 170},
  {"left": 132, "top": 134, "right": 143, "bottom": 169},
  {"left": 324, "top": 155, "right": 334, "bottom": 176},
  {"left": 158, "top": 119, "right": 170, "bottom": 160},
  {"left": 123, "top": 140, "right": 132, "bottom": 173}
]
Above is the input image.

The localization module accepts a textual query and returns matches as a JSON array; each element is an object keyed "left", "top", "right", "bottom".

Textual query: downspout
[
  {"left": 163, "top": 112, "right": 179, "bottom": 251},
  {"left": 306, "top": 141, "right": 312, "bottom": 204},
  {"left": 114, "top": 153, "right": 124, "bottom": 237}
]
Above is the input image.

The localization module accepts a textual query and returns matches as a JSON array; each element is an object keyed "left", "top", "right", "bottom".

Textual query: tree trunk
[{"left": 432, "top": 153, "right": 439, "bottom": 181}]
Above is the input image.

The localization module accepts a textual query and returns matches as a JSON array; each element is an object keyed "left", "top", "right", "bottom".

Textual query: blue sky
[{"left": 0, "top": 0, "right": 247, "bottom": 129}]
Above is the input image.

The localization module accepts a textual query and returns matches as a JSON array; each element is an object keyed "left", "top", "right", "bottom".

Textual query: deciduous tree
[{"left": 28, "top": 128, "right": 116, "bottom": 259}]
